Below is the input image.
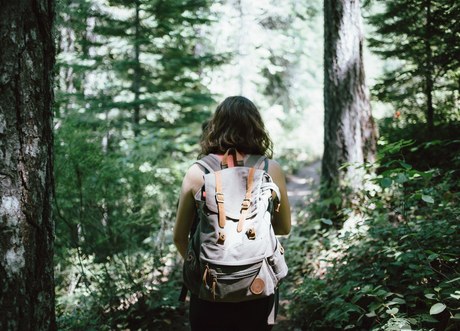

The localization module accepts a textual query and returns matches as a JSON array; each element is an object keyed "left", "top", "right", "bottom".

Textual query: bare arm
[
  {"left": 173, "top": 164, "right": 204, "bottom": 259},
  {"left": 267, "top": 159, "right": 292, "bottom": 235}
]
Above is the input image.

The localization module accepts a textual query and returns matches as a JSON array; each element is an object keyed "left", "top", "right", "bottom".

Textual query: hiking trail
[{"left": 272, "top": 159, "right": 321, "bottom": 331}]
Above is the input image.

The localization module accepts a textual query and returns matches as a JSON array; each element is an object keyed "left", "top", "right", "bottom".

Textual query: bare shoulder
[
  {"left": 182, "top": 163, "right": 205, "bottom": 195},
  {"left": 266, "top": 159, "right": 288, "bottom": 189},
  {"left": 266, "top": 159, "right": 285, "bottom": 177}
]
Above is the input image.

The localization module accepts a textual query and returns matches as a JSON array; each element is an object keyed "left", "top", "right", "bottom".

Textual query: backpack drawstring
[{"left": 203, "top": 264, "right": 218, "bottom": 300}]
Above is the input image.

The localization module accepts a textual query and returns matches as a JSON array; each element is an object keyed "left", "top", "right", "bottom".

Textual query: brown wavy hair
[{"left": 200, "top": 96, "right": 273, "bottom": 158}]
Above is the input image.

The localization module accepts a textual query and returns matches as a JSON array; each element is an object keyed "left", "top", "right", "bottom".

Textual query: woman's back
[{"left": 173, "top": 96, "right": 291, "bottom": 330}]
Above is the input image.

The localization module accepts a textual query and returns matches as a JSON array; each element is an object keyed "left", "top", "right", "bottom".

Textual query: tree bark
[
  {"left": 321, "top": 0, "right": 377, "bottom": 193},
  {"left": 0, "top": 1, "right": 56, "bottom": 330},
  {"left": 424, "top": 0, "right": 434, "bottom": 129}
]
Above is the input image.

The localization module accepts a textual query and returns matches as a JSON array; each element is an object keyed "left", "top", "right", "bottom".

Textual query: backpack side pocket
[
  {"left": 267, "top": 242, "right": 288, "bottom": 283},
  {"left": 183, "top": 245, "right": 201, "bottom": 296}
]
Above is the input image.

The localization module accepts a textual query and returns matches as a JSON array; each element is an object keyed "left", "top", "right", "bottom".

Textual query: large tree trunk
[
  {"left": 0, "top": 1, "right": 56, "bottom": 330},
  {"left": 321, "top": 0, "right": 377, "bottom": 193}
]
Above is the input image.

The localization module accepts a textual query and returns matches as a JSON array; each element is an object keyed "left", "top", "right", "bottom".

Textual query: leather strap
[
  {"left": 221, "top": 148, "right": 244, "bottom": 168},
  {"left": 237, "top": 167, "right": 255, "bottom": 232},
  {"left": 215, "top": 171, "right": 226, "bottom": 228}
]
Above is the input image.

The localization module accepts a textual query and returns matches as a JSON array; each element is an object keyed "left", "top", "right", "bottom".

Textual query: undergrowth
[{"left": 285, "top": 127, "right": 460, "bottom": 330}]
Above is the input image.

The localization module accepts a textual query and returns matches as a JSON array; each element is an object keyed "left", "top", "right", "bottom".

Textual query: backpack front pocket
[{"left": 200, "top": 259, "right": 277, "bottom": 302}]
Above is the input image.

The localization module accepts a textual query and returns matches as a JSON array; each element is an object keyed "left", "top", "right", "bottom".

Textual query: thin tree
[
  {"left": 0, "top": 1, "right": 56, "bottom": 330},
  {"left": 322, "top": 0, "right": 377, "bottom": 196}
]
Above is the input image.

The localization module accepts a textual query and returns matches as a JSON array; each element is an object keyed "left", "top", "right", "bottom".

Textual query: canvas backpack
[{"left": 182, "top": 148, "right": 288, "bottom": 312}]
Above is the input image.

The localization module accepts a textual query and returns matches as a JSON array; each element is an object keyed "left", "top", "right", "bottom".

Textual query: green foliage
[
  {"left": 54, "top": 110, "right": 189, "bottom": 260},
  {"left": 377, "top": 121, "right": 460, "bottom": 172},
  {"left": 287, "top": 134, "right": 460, "bottom": 330},
  {"left": 366, "top": 0, "right": 460, "bottom": 126},
  {"left": 55, "top": 248, "right": 185, "bottom": 330},
  {"left": 54, "top": 0, "right": 220, "bottom": 328}
]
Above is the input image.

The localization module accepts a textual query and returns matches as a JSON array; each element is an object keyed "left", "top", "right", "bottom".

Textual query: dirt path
[
  {"left": 285, "top": 160, "right": 321, "bottom": 209},
  {"left": 272, "top": 160, "right": 321, "bottom": 331}
]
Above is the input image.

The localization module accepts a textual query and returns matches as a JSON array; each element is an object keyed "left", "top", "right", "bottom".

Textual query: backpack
[{"left": 182, "top": 148, "right": 288, "bottom": 310}]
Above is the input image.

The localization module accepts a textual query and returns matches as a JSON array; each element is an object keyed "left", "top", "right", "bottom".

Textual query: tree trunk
[
  {"left": 321, "top": 0, "right": 377, "bottom": 193},
  {"left": 0, "top": 1, "right": 56, "bottom": 330},
  {"left": 132, "top": 0, "right": 141, "bottom": 137},
  {"left": 424, "top": 0, "right": 434, "bottom": 129}
]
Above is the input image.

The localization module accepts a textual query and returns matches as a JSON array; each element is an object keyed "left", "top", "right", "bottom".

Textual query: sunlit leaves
[
  {"left": 421, "top": 194, "right": 434, "bottom": 204},
  {"left": 429, "top": 303, "right": 446, "bottom": 315}
]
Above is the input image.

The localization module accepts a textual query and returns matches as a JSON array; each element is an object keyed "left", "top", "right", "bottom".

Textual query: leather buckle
[
  {"left": 216, "top": 193, "right": 225, "bottom": 203},
  {"left": 241, "top": 198, "right": 250, "bottom": 209}
]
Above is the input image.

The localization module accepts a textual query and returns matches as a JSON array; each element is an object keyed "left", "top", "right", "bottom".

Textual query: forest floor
[{"left": 167, "top": 160, "right": 322, "bottom": 331}]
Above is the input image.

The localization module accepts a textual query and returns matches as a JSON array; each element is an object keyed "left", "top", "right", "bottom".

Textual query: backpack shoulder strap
[
  {"left": 245, "top": 154, "right": 269, "bottom": 171},
  {"left": 180, "top": 154, "right": 221, "bottom": 303},
  {"left": 195, "top": 154, "right": 221, "bottom": 173}
]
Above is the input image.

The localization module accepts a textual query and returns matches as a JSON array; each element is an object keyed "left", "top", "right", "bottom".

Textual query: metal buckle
[{"left": 216, "top": 192, "right": 224, "bottom": 203}]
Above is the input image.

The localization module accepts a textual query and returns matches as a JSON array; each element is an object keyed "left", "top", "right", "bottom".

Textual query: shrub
[{"left": 287, "top": 137, "right": 460, "bottom": 330}]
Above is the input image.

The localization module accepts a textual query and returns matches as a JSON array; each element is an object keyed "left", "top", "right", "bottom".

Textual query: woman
[{"left": 174, "top": 96, "right": 291, "bottom": 331}]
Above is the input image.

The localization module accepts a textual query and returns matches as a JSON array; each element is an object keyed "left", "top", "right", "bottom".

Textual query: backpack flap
[{"left": 204, "top": 167, "right": 268, "bottom": 220}]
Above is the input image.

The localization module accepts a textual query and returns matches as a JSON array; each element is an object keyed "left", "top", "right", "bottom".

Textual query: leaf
[
  {"left": 399, "top": 161, "right": 412, "bottom": 169},
  {"left": 445, "top": 277, "right": 460, "bottom": 284},
  {"left": 430, "top": 303, "right": 446, "bottom": 315},
  {"left": 400, "top": 234, "right": 415, "bottom": 240},
  {"left": 366, "top": 311, "right": 377, "bottom": 317},
  {"left": 420, "top": 314, "right": 439, "bottom": 322},
  {"left": 422, "top": 195, "right": 434, "bottom": 203},
  {"left": 380, "top": 177, "right": 393, "bottom": 188},
  {"left": 427, "top": 253, "right": 439, "bottom": 261},
  {"left": 333, "top": 197, "right": 342, "bottom": 206},
  {"left": 391, "top": 297, "right": 406, "bottom": 304},
  {"left": 425, "top": 294, "right": 436, "bottom": 299},
  {"left": 395, "top": 173, "right": 408, "bottom": 184},
  {"left": 450, "top": 293, "right": 460, "bottom": 300},
  {"left": 320, "top": 218, "right": 333, "bottom": 225},
  {"left": 386, "top": 307, "right": 399, "bottom": 315}
]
